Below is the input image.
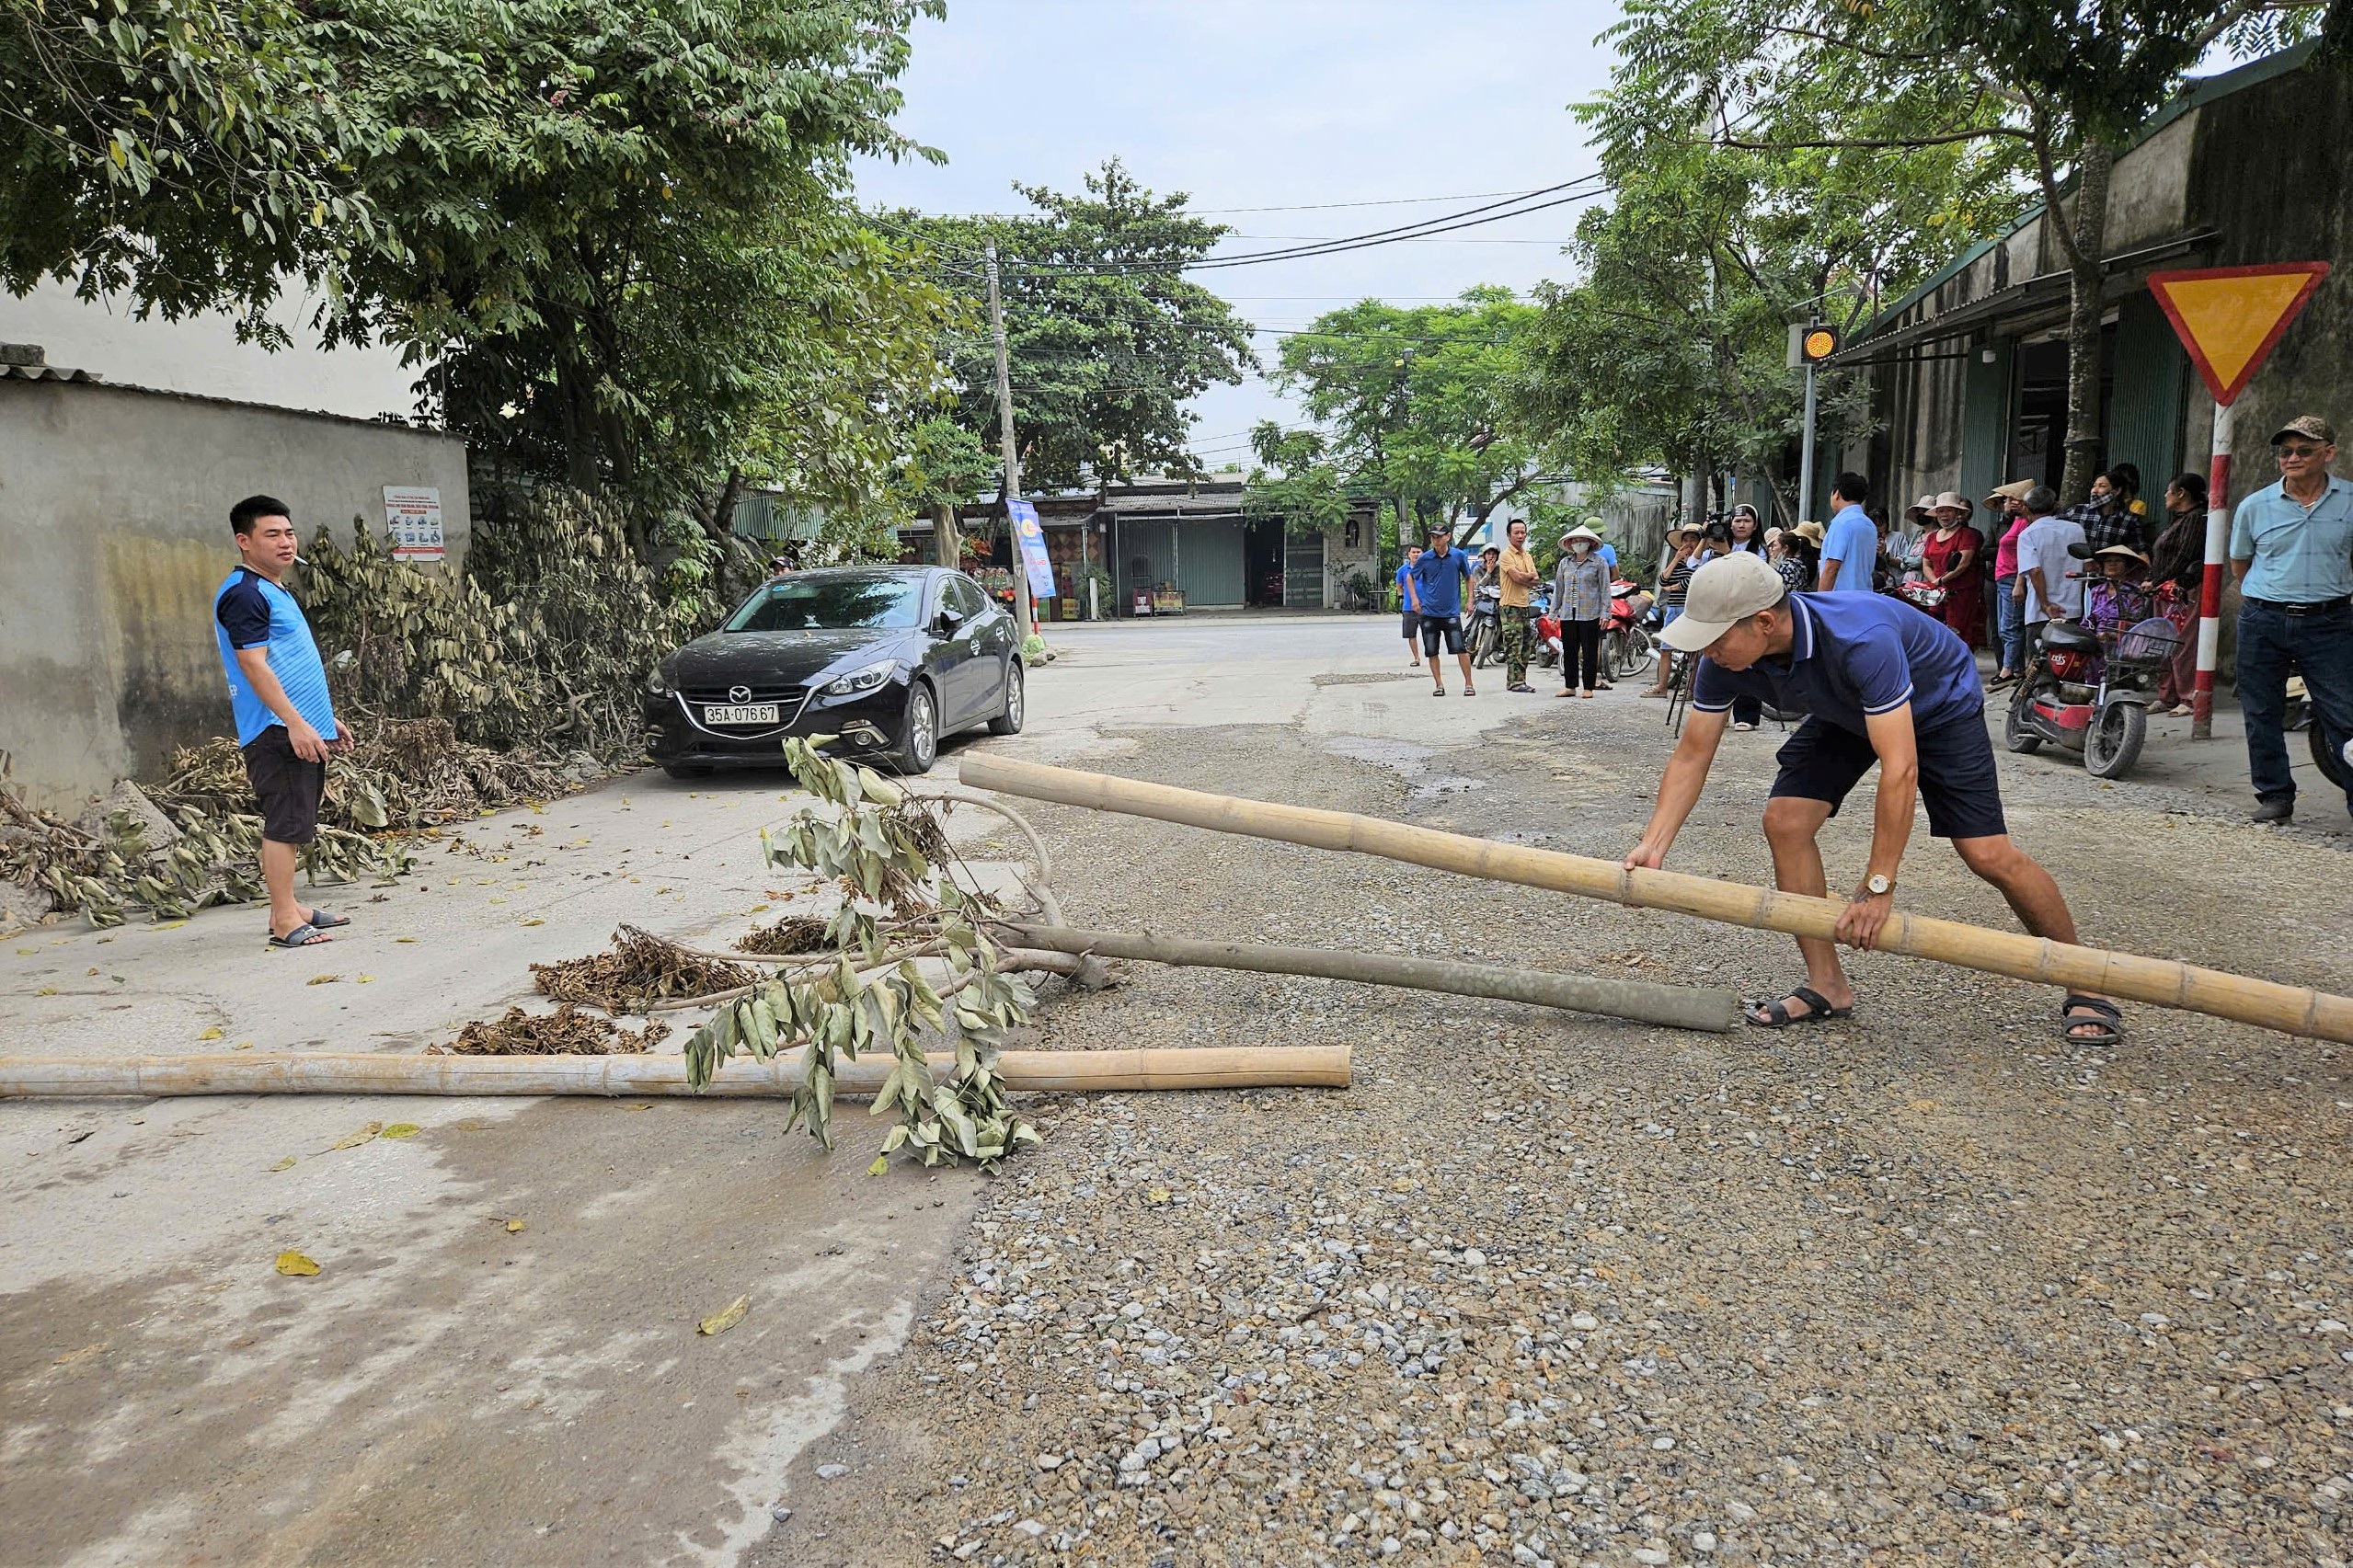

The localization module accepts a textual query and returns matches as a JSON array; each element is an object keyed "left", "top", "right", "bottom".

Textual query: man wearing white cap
[{"left": 1622, "top": 552, "right": 2121, "bottom": 1044}]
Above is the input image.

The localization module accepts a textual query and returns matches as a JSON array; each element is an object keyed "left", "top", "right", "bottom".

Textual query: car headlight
[
  {"left": 646, "top": 665, "right": 672, "bottom": 696},
  {"left": 822, "top": 658, "right": 897, "bottom": 696}
]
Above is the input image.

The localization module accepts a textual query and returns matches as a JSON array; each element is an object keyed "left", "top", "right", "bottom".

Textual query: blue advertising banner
[{"left": 1009, "top": 499, "right": 1057, "bottom": 601}]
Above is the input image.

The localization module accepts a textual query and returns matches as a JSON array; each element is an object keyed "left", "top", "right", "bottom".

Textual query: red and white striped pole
[{"left": 2191, "top": 396, "right": 2233, "bottom": 740}]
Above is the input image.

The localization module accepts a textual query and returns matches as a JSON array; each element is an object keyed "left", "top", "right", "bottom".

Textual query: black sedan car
[{"left": 645, "top": 567, "right": 1023, "bottom": 777}]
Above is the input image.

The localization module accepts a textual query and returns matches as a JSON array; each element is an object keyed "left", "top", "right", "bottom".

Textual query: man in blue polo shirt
[
  {"left": 1406, "top": 521, "right": 1477, "bottom": 696},
  {"left": 2229, "top": 413, "right": 2353, "bottom": 824},
  {"left": 1623, "top": 552, "right": 2120, "bottom": 1043},
  {"left": 214, "top": 495, "right": 352, "bottom": 947},
  {"left": 1816, "top": 472, "right": 1878, "bottom": 593}
]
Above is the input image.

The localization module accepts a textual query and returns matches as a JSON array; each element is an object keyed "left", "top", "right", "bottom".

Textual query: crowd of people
[{"left": 1394, "top": 414, "right": 2353, "bottom": 826}]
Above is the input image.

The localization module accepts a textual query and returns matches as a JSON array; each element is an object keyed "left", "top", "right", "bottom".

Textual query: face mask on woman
[{"left": 1570, "top": 542, "right": 1590, "bottom": 556}]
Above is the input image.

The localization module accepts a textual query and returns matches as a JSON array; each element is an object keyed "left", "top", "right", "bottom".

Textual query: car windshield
[{"left": 724, "top": 575, "right": 924, "bottom": 633}]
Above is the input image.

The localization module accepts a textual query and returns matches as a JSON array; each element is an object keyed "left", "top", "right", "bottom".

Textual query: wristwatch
[{"left": 1865, "top": 873, "right": 1893, "bottom": 897}]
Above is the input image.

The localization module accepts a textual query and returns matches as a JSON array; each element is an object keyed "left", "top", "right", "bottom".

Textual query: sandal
[
  {"left": 1463, "top": 684, "right": 1476, "bottom": 697},
  {"left": 302, "top": 908, "right": 350, "bottom": 930},
  {"left": 1432, "top": 686, "right": 1448, "bottom": 697},
  {"left": 1732, "top": 721, "right": 1757, "bottom": 731},
  {"left": 267, "top": 921, "right": 332, "bottom": 949},
  {"left": 1744, "top": 985, "right": 1853, "bottom": 1028},
  {"left": 2060, "top": 993, "right": 2125, "bottom": 1046},
  {"left": 1508, "top": 683, "right": 1533, "bottom": 693}
]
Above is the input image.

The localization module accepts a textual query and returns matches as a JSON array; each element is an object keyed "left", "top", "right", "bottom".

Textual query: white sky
[{"left": 852, "top": 0, "right": 1625, "bottom": 473}]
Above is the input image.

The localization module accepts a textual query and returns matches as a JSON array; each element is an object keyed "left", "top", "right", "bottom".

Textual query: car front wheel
[
  {"left": 890, "top": 680, "right": 938, "bottom": 774},
  {"left": 988, "top": 658, "right": 1026, "bottom": 735}
]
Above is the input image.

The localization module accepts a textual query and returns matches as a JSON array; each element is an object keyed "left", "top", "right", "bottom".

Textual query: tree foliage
[
  {"left": 1517, "top": 0, "right": 2033, "bottom": 520},
  {"left": 896, "top": 160, "right": 1257, "bottom": 492},
  {"left": 1582, "top": 0, "right": 2329, "bottom": 505},
  {"left": 5, "top": 0, "right": 966, "bottom": 547},
  {"left": 0, "top": 0, "right": 385, "bottom": 339},
  {"left": 1263, "top": 288, "right": 1544, "bottom": 539}
]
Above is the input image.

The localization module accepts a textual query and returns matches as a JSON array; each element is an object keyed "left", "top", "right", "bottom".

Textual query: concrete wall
[{"left": 1, "top": 380, "right": 469, "bottom": 802}]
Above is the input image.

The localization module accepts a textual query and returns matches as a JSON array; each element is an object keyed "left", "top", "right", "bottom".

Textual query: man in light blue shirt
[
  {"left": 2013, "top": 486, "right": 2085, "bottom": 629},
  {"left": 2229, "top": 414, "right": 2353, "bottom": 823},
  {"left": 1817, "top": 473, "right": 1878, "bottom": 592},
  {"left": 214, "top": 495, "right": 351, "bottom": 946}
]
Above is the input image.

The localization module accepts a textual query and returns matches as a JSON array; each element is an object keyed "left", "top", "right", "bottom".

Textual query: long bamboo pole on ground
[
  {"left": 958, "top": 755, "right": 2353, "bottom": 1045},
  {"left": 1004, "top": 921, "right": 1739, "bottom": 1034},
  {"left": 0, "top": 1045, "right": 1350, "bottom": 1100}
]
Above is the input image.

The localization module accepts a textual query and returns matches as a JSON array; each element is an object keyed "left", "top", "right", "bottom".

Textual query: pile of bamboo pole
[{"left": 958, "top": 754, "right": 2353, "bottom": 1045}]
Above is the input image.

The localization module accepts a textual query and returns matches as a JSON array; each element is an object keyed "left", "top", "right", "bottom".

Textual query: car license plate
[{"left": 701, "top": 703, "right": 780, "bottom": 726}]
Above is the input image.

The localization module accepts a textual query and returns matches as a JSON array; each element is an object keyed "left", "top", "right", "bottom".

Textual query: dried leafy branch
[{"left": 683, "top": 738, "right": 1041, "bottom": 1171}]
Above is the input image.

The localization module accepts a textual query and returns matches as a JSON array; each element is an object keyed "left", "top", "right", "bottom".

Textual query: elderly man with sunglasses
[{"left": 2231, "top": 414, "right": 2353, "bottom": 824}]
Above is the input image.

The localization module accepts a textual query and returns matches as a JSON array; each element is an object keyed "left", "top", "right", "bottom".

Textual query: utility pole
[
  {"left": 1796, "top": 359, "right": 1819, "bottom": 523},
  {"left": 984, "top": 242, "right": 1034, "bottom": 640}
]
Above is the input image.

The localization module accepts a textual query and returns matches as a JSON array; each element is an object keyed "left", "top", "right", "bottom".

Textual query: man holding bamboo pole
[{"left": 1624, "top": 552, "right": 2120, "bottom": 1043}]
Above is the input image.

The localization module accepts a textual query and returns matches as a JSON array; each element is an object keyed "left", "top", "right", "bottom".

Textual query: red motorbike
[{"left": 1604, "top": 578, "right": 1655, "bottom": 681}]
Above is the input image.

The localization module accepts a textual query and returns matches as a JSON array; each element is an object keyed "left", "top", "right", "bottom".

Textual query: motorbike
[
  {"left": 1467, "top": 585, "right": 1503, "bottom": 669},
  {"left": 1526, "top": 588, "right": 1559, "bottom": 669},
  {"left": 1605, "top": 578, "right": 1656, "bottom": 680},
  {"left": 2004, "top": 556, "right": 2178, "bottom": 779}
]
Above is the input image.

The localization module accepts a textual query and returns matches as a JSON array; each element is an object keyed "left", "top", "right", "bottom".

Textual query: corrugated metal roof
[{"left": 0, "top": 362, "right": 100, "bottom": 382}]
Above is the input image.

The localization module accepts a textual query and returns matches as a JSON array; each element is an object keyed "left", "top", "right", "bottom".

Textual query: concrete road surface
[{"left": 4, "top": 611, "right": 2343, "bottom": 1567}]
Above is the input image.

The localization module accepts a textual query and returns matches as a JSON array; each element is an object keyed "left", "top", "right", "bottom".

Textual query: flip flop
[
  {"left": 1744, "top": 985, "right": 1853, "bottom": 1027},
  {"left": 2060, "top": 993, "right": 2125, "bottom": 1045},
  {"left": 268, "top": 922, "right": 332, "bottom": 949},
  {"left": 1463, "top": 685, "right": 1477, "bottom": 697},
  {"left": 1432, "top": 686, "right": 1448, "bottom": 697},
  {"left": 303, "top": 908, "right": 350, "bottom": 930}
]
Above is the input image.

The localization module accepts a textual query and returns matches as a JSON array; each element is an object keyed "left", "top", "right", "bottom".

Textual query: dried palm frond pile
[
  {"left": 1, "top": 771, "right": 400, "bottom": 931},
  {"left": 428, "top": 1004, "right": 670, "bottom": 1056},
  {"left": 531, "top": 925, "right": 755, "bottom": 1013}
]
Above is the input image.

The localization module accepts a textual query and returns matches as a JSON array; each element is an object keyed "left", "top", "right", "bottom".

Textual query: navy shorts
[
  {"left": 242, "top": 726, "right": 325, "bottom": 845},
  {"left": 1769, "top": 715, "right": 2007, "bottom": 841},
  {"left": 1402, "top": 609, "right": 1420, "bottom": 639}
]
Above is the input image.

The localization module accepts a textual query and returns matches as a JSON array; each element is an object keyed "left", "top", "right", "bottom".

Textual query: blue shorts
[
  {"left": 1402, "top": 609, "right": 1420, "bottom": 639},
  {"left": 1769, "top": 715, "right": 2006, "bottom": 841}
]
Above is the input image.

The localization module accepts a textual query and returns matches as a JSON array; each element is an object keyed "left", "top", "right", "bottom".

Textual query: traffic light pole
[{"left": 1796, "top": 359, "right": 1819, "bottom": 524}]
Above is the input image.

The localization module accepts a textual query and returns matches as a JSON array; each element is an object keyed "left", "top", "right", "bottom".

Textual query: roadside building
[
  {"left": 1832, "top": 43, "right": 2346, "bottom": 524},
  {"left": 902, "top": 475, "right": 1383, "bottom": 618},
  {"left": 0, "top": 286, "right": 467, "bottom": 802}
]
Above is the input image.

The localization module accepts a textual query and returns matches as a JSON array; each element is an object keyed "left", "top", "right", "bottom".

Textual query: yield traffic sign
[{"left": 2146, "top": 263, "right": 2330, "bottom": 406}]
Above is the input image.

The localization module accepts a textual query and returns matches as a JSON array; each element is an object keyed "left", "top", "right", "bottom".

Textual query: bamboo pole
[
  {"left": 1004, "top": 921, "right": 1739, "bottom": 1034},
  {"left": 0, "top": 1044, "right": 1350, "bottom": 1100},
  {"left": 958, "top": 754, "right": 2353, "bottom": 1045}
]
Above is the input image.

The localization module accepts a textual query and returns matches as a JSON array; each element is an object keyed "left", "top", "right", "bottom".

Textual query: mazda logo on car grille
[{"left": 728, "top": 685, "right": 752, "bottom": 704}]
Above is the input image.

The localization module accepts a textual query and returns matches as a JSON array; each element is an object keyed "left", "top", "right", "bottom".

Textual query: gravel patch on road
[{"left": 758, "top": 695, "right": 2353, "bottom": 1568}]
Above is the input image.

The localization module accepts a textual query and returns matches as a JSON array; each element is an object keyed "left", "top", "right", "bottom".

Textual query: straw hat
[
  {"left": 2093, "top": 543, "right": 2149, "bottom": 567},
  {"left": 1562, "top": 524, "right": 1602, "bottom": 545},
  {"left": 1793, "top": 520, "right": 1826, "bottom": 545},
  {"left": 1913, "top": 493, "right": 1939, "bottom": 514},
  {"left": 1931, "top": 490, "right": 1973, "bottom": 516},
  {"left": 1983, "top": 478, "right": 2033, "bottom": 507}
]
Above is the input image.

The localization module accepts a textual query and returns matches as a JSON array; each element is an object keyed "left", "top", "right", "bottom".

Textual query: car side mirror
[{"left": 935, "top": 607, "right": 964, "bottom": 634}]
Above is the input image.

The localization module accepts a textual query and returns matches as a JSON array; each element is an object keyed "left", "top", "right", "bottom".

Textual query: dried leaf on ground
[
  {"left": 697, "top": 1294, "right": 751, "bottom": 1336},
  {"left": 735, "top": 914, "right": 831, "bottom": 956},
  {"left": 331, "top": 1121, "right": 384, "bottom": 1149},
  {"left": 532, "top": 925, "right": 752, "bottom": 1012},
  {"left": 428, "top": 1003, "right": 670, "bottom": 1056},
  {"left": 274, "top": 1251, "right": 321, "bottom": 1276},
  {"left": 381, "top": 1122, "right": 421, "bottom": 1139}
]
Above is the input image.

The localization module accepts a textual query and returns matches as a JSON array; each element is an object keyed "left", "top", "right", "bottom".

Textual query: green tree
[
  {"left": 1265, "top": 288, "right": 1543, "bottom": 545},
  {"left": 896, "top": 160, "right": 1257, "bottom": 492},
  {"left": 0, "top": 0, "right": 385, "bottom": 339},
  {"left": 330, "top": 0, "right": 954, "bottom": 542},
  {"left": 1600, "top": 0, "right": 2330, "bottom": 504},
  {"left": 1243, "top": 423, "right": 1353, "bottom": 538}
]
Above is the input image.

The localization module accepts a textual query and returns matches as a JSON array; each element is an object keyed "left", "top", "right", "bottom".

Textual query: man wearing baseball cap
[
  {"left": 2229, "top": 413, "right": 2353, "bottom": 823},
  {"left": 1404, "top": 519, "right": 1478, "bottom": 696},
  {"left": 1622, "top": 552, "right": 2120, "bottom": 1043}
]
